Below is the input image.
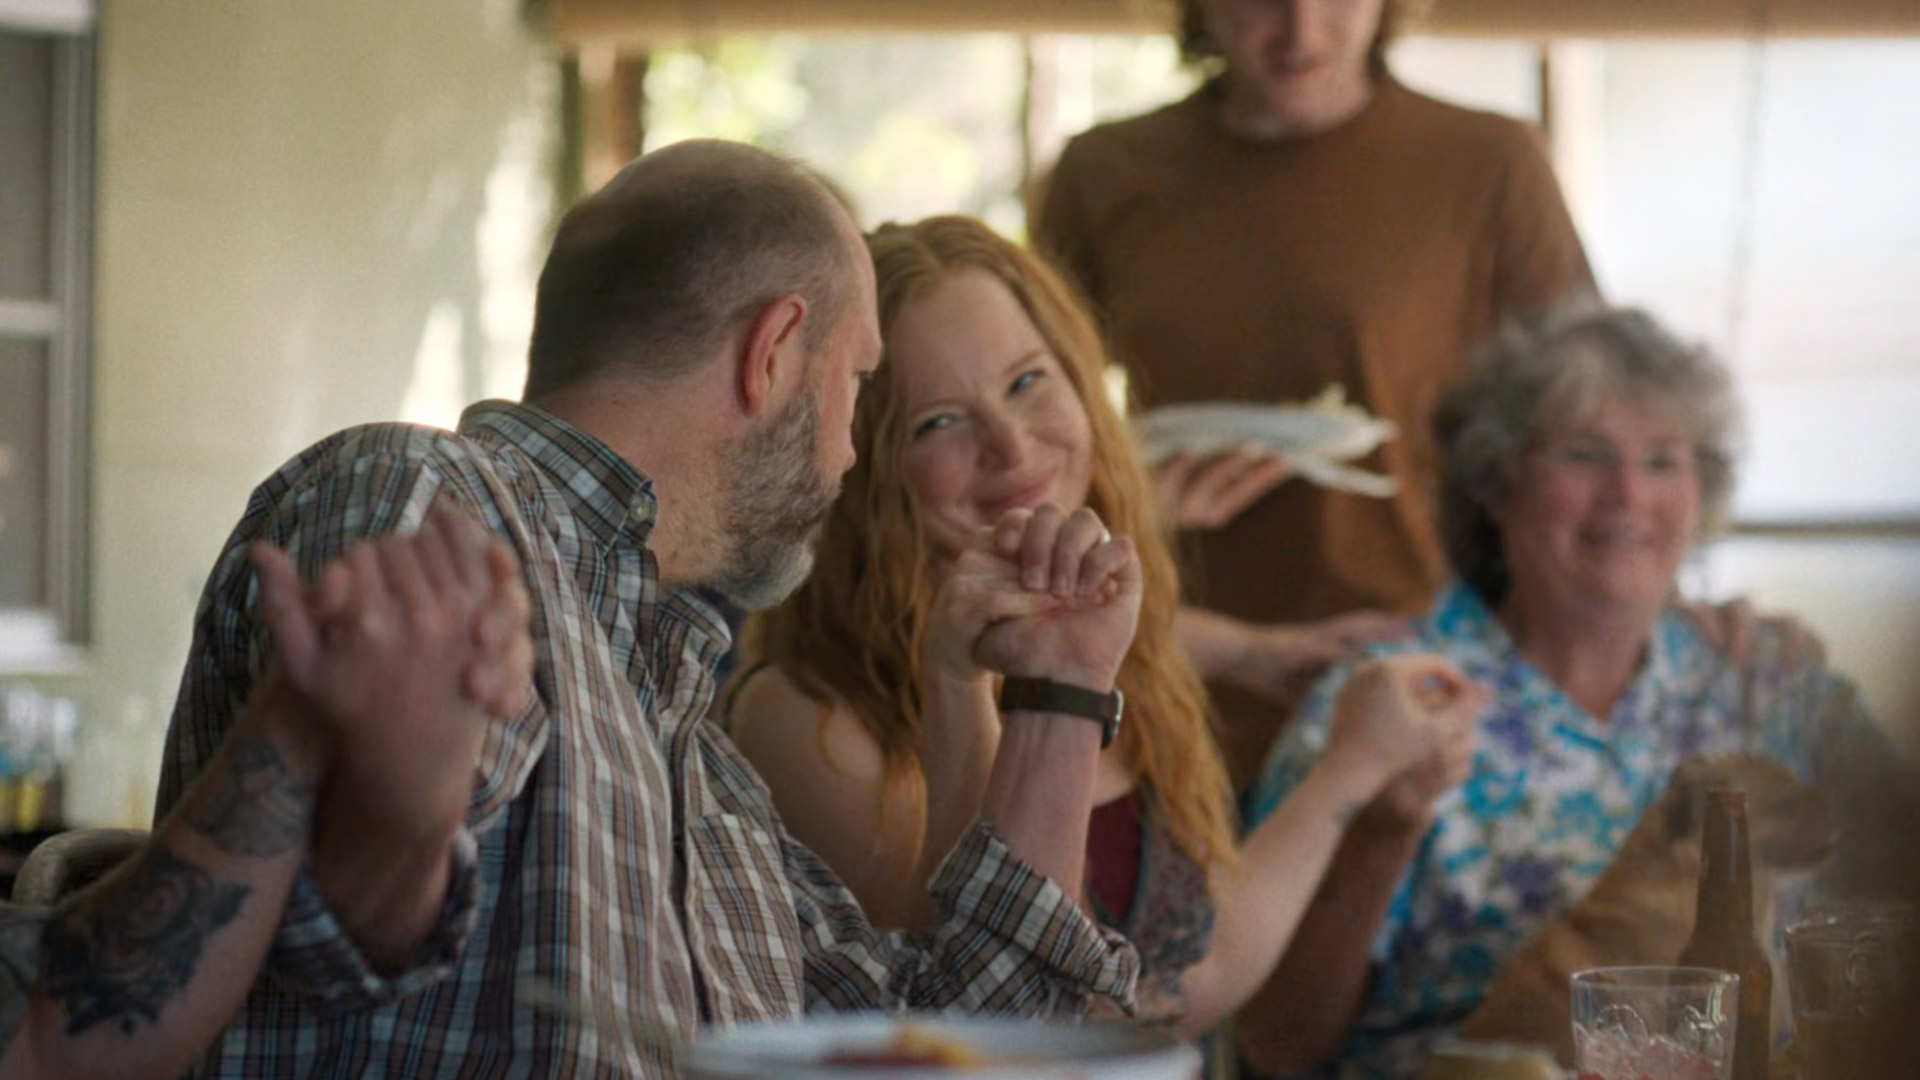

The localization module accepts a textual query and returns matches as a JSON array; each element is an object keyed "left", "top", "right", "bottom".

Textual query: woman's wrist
[
  {"left": 919, "top": 669, "right": 1000, "bottom": 758},
  {"left": 1353, "top": 795, "right": 1439, "bottom": 841},
  {"left": 1222, "top": 622, "right": 1273, "bottom": 691},
  {"left": 1313, "top": 742, "right": 1397, "bottom": 809},
  {"left": 922, "top": 662, "right": 992, "bottom": 698}
]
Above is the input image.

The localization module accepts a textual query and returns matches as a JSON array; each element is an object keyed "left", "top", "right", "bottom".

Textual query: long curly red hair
[{"left": 744, "top": 216, "right": 1238, "bottom": 888}]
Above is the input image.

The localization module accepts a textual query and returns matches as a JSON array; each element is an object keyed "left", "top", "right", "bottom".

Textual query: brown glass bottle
[{"left": 1678, "top": 790, "right": 1772, "bottom": 1080}]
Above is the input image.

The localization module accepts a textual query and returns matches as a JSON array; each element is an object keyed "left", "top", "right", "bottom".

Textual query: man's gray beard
[{"left": 707, "top": 383, "right": 839, "bottom": 611}]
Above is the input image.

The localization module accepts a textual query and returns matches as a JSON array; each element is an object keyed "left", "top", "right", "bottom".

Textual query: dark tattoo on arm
[
  {"left": 184, "top": 735, "right": 313, "bottom": 857},
  {"left": 38, "top": 849, "right": 249, "bottom": 1036}
]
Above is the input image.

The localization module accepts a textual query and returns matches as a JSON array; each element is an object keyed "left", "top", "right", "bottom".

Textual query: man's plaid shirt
[{"left": 156, "top": 400, "right": 1138, "bottom": 1078}]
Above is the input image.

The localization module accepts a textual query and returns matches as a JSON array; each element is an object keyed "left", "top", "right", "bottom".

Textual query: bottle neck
[{"left": 1695, "top": 792, "right": 1757, "bottom": 932}]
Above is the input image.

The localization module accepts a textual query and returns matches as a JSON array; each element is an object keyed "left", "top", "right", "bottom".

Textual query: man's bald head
[{"left": 525, "top": 141, "right": 858, "bottom": 398}]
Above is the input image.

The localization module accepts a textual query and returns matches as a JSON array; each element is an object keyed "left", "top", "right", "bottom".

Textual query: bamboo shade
[{"left": 538, "top": 0, "right": 1920, "bottom": 48}]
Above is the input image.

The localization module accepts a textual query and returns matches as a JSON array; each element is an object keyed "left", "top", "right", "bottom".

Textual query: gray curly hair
[{"left": 1432, "top": 295, "right": 1743, "bottom": 605}]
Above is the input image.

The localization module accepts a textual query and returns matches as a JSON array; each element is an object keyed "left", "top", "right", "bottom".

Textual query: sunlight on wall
[
  {"left": 400, "top": 301, "right": 467, "bottom": 429},
  {"left": 477, "top": 112, "right": 549, "bottom": 403},
  {"left": 65, "top": 0, "right": 552, "bottom": 827}
]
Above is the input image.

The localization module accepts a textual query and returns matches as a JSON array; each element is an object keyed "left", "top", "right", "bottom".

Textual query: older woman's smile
[{"left": 1497, "top": 396, "right": 1702, "bottom": 617}]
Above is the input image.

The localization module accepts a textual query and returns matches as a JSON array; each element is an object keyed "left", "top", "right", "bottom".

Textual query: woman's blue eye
[
  {"left": 910, "top": 414, "right": 954, "bottom": 440},
  {"left": 1009, "top": 370, "right": 1044, "bottom": 395}
]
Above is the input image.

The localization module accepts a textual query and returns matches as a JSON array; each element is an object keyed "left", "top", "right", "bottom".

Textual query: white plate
[
  {"left": 1132, "top": 398, "right": 1400, "bottom": 499},
  {"left": 1132, "top": 401, "right": 1396, "bottom": 465},
  {"left": 686, "top": 1015, "right": 1201, "bottom": 1080}
]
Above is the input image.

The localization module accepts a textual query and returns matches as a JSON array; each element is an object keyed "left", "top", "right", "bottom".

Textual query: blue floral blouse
[{"left": 1244, "top": 582, "right": 1870, "bottom": 1080}]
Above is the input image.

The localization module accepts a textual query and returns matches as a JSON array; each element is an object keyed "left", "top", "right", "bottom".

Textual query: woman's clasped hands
[
  {"left": 1324, "top": 654, "right": 1490, "bottom": 827},
  {"left": 925, "top": 504, "right": 1142, "bottom": 692}
]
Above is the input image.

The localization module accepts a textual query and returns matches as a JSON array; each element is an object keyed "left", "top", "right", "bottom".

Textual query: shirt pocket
[{"left": 685, "top": 811, "right": 805, "bottom": 1023}]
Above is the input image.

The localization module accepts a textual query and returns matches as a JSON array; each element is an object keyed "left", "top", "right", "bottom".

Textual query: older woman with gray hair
[{"left": 1235, "top": 298, "right": 1880, "bottom": 1080}]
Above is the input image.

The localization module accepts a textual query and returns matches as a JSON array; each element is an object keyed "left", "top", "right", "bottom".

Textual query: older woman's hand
[
  {"left": 1324, "top": 654, "right": 1488, "bottom": 825},
  {"left": 1680, "top": 595, "right": 1827, "bottom": 671}
]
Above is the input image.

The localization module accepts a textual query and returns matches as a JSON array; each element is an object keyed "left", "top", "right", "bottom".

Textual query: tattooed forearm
[
  {"left": 38, "top": 849, "right": 248, "bottom": 1036},
  {"left": 184, "top": 735, "right": 313, "bottom": 857}
]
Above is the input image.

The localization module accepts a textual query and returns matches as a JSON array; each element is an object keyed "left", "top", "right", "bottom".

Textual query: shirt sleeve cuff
[
  {"left": 929, "top": 819, "right": 1140, "bottom": 1016},
  {"left": 266, "top": 827, "right": 481, "bottom": 1012}
]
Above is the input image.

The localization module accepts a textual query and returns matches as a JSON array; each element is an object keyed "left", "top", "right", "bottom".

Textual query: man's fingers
[
  {"left": 375, "top": 531, "right": 433, "bottom": 625},
  {"left": 312, "top": 558, "right": 354, "bottom": 618},
  {"left": 484, "top": 540, "right": 529, "bottom": 622},
  {"left": 1076, "top": 532, "right": 1135, "bottom": 599},
  {"left": 250, "top": 542, "right": 319, "bottom": 682},
  {"left": 1019, "top": 505, "right": 1066, "bottom": 592},
  {"left": 338, "top": 540, "right": 386, "bottom": 632},
  {"left": 993, "top": 508, "right": 1033, "bottom": 559},
  {"left": 473, "top": 536, "right": 534, "bottom": 720},
  {"left": 463, "top": 656, "right": 530, "bottom": 722},
  {"left": 1103, "top": 535, "right": 1142, "bottom": 594},
  {"left": 978, "top": 587, "right": 1056, "bottom": 624},
  {"left": 949, "top": 572, "right": 1055, "bottom": 625},
  {"left": 1051, "top": 508, "right": 1107, "bottom": 598},
  {"left": 435, "top": 503, "right": 493, "bottom": 598},
  {"left": 411, "top": 510, "right": 464, "bottom": 602}
]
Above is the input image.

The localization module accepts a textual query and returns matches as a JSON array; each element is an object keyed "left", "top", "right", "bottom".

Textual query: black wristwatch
[{"left": 998, "top": 676, "right": 1124, "bottom": 749}]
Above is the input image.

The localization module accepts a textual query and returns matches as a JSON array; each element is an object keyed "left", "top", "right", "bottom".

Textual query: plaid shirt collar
[
  {"left": 459, "top": 398, "right": 732, "bottom": 661},
  {"left": 460, "top": 398, "right": 659, "bottom": 546}
]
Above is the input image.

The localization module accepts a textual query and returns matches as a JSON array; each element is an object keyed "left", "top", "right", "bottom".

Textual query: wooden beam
[
  {"left": 1425, "top": 0, "right": 1920, "bottom": 38},
  {"left": 572, "top": 47, "right": 650, "bottom": 195},
  {"left": 542, "top": 0, "right": 1173, "bottom": 47},
  {"left": 538, "top": 0, "right": 1920, "bottom": 48}
]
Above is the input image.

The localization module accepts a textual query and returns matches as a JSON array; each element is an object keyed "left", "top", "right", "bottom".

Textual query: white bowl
[{"left": 686, "top": 1015, "right": 1201, "bottom": 1080}]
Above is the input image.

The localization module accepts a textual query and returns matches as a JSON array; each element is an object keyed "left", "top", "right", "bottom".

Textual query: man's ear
[{"left": 736, "top": 293, "right": 810, "bottom": 419}]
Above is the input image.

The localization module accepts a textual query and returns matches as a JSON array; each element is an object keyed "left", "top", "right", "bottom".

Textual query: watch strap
[{"left": 997, "top": 676, "right": 1123, "bottom": 748}]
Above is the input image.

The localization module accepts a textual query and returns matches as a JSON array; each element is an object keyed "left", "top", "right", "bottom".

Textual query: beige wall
[
  {"left": 64, "top": 0, "right": 552, "bottom": 824},
  {"left": 1694, "top": 537, "right": 1920, "bottom": 758}
]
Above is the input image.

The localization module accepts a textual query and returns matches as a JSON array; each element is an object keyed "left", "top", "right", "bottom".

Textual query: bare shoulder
[
  {"left": 727, "top": 665, "right": 888, "bottom": 786},
  {"left": 726, "top": 666, "right": 927, "bottom": 920}
]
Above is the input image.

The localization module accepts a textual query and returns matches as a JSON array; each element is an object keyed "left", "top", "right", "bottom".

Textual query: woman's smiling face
[
  {"left": 1498, "top": 391, "right": 1703, "bottom": 618},
  {"left": 886, "top": 268, "right": 1096, "bottom": 554}
]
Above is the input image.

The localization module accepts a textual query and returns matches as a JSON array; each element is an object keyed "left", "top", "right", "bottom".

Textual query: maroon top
[{"left": 1086, "top": 791, "right": 1145, "bottom": 925}]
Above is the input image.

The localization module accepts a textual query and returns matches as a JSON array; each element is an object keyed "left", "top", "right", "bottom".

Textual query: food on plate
[
  {"left": 818, "top": 1025, "right": 984, "bottom": 1067},
  {"left": 1131, "top": 385, "right": 1399, "bottom": 498}
]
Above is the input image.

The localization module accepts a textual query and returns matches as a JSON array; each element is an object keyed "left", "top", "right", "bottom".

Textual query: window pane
[
  {"left": 0, "top": 30, "right": 54, "bottom": 300},
  {"left": 1390, "top": 38, "right": 1542, "bottom": 123},
  {"left": 0, "top": 338, "right": 48, "bottom": 609},
  {"left": 645, "top": 34, "right": 1028, "bottom": 231},
  {"left": 1575, "top": 40, "right": 1920, "bottom": 521}
]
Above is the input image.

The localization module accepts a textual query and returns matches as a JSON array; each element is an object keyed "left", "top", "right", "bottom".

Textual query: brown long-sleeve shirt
[{"left": 1037, "top": 79, "right": 1593, "bottom": 766}]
